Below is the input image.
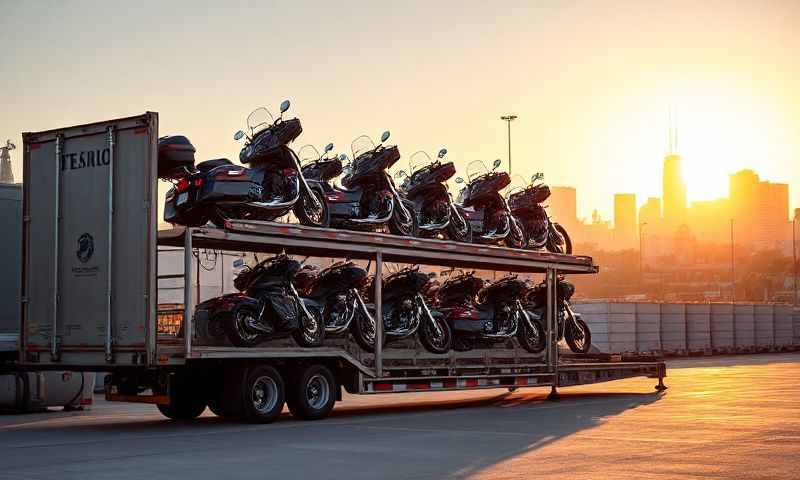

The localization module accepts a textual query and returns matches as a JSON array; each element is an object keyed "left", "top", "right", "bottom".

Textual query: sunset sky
[{"left": 2, "top": 0, "right": 797, "bottom": 221}]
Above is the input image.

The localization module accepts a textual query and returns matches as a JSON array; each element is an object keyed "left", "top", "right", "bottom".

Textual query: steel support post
[
  {"left": 374, "top": 251, "right": 383, "bottom": 377},
  {"left": 183, "top": 228, "right": 194, "bottom": 357},
  {"left": 546, "top": 268, "right": 559, "bottom": 400}
]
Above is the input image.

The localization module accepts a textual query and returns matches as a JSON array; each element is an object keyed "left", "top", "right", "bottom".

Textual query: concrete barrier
[{"left": 574, "top": 301, "right": 799, "bottom": 356}]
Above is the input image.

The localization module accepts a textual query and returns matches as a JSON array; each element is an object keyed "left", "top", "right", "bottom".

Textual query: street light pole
[
  {"left": 730, "top": 218, "right": 735, "bottom": 303},
  {"left": 500, "top": 115, "right": 517, "bottom": 176},
  {"left": 793, "top": 212, "right": 798, "bottom": 306}
]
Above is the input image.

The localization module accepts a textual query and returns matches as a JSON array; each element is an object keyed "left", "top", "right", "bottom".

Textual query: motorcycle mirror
[
  {"left": 279, "top": 100, "right": 291, "bottom": 113},
  {"left": 339, "top": 153, "right": 348, "bottom": 162},
  {"left": 324, "top": 143, "right": 334, "bottom": 153},
  {"left": 380, "top": 131, "right": 391, "bottom": 143},
  {"left": 437, "top": 148, "right": 447, "bottom": 159},
  {"left": 454, "top": 177, "right": 464, "bottom": 184},
  {"left": 532, "top": 172, "right": 544, "bottom": 182},
  {"left": 493, "top": 158, "right": 502, "bottom": 170},
  {"left": 233, "top": 130, "right": 245, "bottom": 141},
  {"left": 395, "top": 170, "right": 407, "bottom": 179}
]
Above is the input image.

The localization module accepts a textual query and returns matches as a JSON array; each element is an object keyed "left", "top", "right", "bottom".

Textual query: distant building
[
  {"left": 662, "top": 153, "right": 687, "bottom": 230},
  {"left": 729, "top": 169, "right": 789, "bottom": 249},
  {"left": 613, "top": 193, "right": 637, "bottom": 249},
  {"left": 688, "top": 198, "right": 730, "bottom": 243},
  {"left": 0, "top": 141, "right": 15, "bottom": 184},
  {"left": 549, "top": 186, "right": 579, "bottom": 236}
]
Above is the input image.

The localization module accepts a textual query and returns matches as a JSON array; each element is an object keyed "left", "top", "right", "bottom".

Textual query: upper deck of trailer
[{"left": 157, "top": 220, "right": 599, "bottom": 274}]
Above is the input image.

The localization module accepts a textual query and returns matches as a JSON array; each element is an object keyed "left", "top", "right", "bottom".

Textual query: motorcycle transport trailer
[{"left": 18, "top": 112, "right": 666, "bottom": 422}]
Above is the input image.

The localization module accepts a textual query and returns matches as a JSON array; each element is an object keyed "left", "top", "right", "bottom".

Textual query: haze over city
[{"left": 1, "top": 0, "right": 798, "bottom": 221}]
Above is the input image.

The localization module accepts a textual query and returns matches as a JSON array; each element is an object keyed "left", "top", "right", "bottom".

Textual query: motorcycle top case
[
  {"left": 157, "top": 135, "right": 196, "bottom": 178},
  {"left": 509, "top": 184, "right": 551, "bottom": 211}
]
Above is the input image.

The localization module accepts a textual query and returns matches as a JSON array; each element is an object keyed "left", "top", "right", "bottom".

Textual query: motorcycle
[
  {"left": 508, "top": 173, "right": 572, "bottom": 254},
  {"left": 161, "top": 100, "right": 329, "bottom": 228},
  {"left": 194, "top": 254, "right": 325, "bottom": 348},
  {"left": 454, "top": 159, "right": 526, "bottom": 248},
  {"left": 394, "top": 148, "right": 472, "bottom": 242},
  {"left": 360, "top": 266, "right": 452, "bottom": 354},
  {"left": 305, "top": 131, "right": 416, "bottom": 236},
  {"left": 435, "top": 271, "right": 545, "bottom": 353},
  {"left": 524, "top": 277, "right": 591, "bottom": 354},
  {"left": 294, "top": 260, "right": 376, "bottom": 352}
]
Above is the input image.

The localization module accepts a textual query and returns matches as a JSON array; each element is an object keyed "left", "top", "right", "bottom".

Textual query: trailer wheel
[
  {"left": 242, "top": 365, "right": 285, "bottom": 423},
  {"left": 156, "top": 373, "right": 207, "bottom": 421},
  {"left": 287, "top": 364, "right": 336, "bottom": 420}
]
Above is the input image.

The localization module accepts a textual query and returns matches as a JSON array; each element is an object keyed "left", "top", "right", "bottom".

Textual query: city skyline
[{"left": 1, "top": 0, "right": 799, "bottom": 220}]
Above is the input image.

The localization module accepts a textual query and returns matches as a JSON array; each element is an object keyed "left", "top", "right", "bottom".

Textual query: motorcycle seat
[{"left": 196, "top": 158, "right": 233, "bottom": 172}]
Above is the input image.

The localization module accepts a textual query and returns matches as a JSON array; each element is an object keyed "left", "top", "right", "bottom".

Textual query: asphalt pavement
[{"left": 0, "top": 353, "right": 798, "bottom": 479}]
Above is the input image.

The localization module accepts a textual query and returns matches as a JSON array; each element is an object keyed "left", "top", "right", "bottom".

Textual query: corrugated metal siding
[{"left": 0, "top": 184, "right": 21, "bottom": 335}]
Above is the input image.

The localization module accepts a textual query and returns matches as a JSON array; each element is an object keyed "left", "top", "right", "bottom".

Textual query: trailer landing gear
[
  {"left": 547, "top": 385, "right": 559, "bottom": 401},
  {"left": 655, "top": 376, "right": 668, "bottom": 392}
]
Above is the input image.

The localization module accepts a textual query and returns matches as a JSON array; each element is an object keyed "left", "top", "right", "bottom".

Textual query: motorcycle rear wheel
[
  {"left": 292, "top": 307, "right": 325, "bottom": 347},
  {"left": 565, "top": 317, "right": 592, "bottom": 354},
  {"left": 294, "top": 185, "right": 330, "bottom": 228}
]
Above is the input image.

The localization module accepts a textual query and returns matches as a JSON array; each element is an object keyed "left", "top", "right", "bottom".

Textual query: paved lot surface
[{"left": 0, "top": 354, "right": 798, "bottom": 479}]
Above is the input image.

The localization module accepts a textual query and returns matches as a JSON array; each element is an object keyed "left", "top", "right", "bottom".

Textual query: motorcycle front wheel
[
  {"left": 225, "top": 306, "right": 264, "bottom": 347},
  {"left": 389, "top": 200, "right": 418, "bottom": 237},
  {"left": 518, "top": 315, "right": 546, "bottom": 353},
  {"left": 351, "top": 308, "right": 380, "bottom": 353},
  {"left": 546, "top": 223, "right": 573, "bottom": 255},
  {"left": 419, "top": 313, "right": 453, "bottom": 354},
  {"left": 447, "top": 210, "right": 473, "bottom": 243},
  {"left": 565, "top": 317, "right": 592, "bottom": 354},
  {"left": 294, "top": 185, "right": 330, "bottom": 228},
  {"left": 292, "top": 306, "right": 325, "bottom": 348},
  {"left": 506, "top": 216, "right": 527, "bottom": 249}
]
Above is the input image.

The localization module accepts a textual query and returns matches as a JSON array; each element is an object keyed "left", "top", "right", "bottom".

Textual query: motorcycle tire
[
  {"left": 565, "top": 317, "right": 592, "bottom": 354},
  {"left": 518, "top": 315, "right": 546, "bottom": 354},
  {"left": 294, "top": 185, "right": 330, "bottom": 228},
  {"left": 389, "top": 200, "right": 418, "bottom": 237},
  {"left": 506, "top": 216, "right": 527, "bottom": 249},
  {"left": 351, "top": 308, "right": 382, "bottom": 353},
  {"left": 546, "top": 223, "right": 573, "bottom": 255},
  {"left": 419, "top": 313, "right": 453, "bottom": 354},
  {"left": 224, "top": 306, "right": 264, "bottom": 348},
  {"left": 292, "top": 306, "right": 325, "bottom": 347},
  {"left": 447, "top": 212, "right": 473, "bottom": 243}
]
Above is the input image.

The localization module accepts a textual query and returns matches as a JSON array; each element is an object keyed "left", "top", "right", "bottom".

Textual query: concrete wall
[{"left": 574, "top": 301, "right": 800, "bottom": 355}]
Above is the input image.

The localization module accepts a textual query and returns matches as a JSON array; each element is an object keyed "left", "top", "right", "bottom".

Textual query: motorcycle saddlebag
[{"left": 157, "top": 135, "right": 196, "bottom": 178}]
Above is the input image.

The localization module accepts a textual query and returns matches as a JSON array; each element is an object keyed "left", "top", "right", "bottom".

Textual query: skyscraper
[
  {"left": 662, "top": 153, "right": 687, "bottom": 229},
  {"left": 729, "top": 169, "right": 790, "bottom": 248},
  {"left": 548, "top": 186, "right": 579, "bottom": 235},
  {"left": 639, "top": 197, "right": 662, "bottom": 226},
  {"left": 614, "top": 193, "right": 637, "bottom": 249}
]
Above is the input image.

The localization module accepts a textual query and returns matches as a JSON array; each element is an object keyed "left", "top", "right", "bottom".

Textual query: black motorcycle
[
  {"left": 303, "top": 131, "right": 416, "bottom": 236},
  {"left": 361, "top": 266, "right": 452, "bottom": 354},
  {"left": 508, "top": 173, "right": 572, "bottom": 254},
  {"left": 525, "top": 277, "right": 591, "bottom": 353},
  {"left": 435, "top": 271, "right": 545, "bottom": 353},
  {"left": 194, "top": 254, "right": 325, "bottom": 348},
  {"left": 395, "top": 149, "right": 471, "bottom": 242},
  {"left": 161, "top": 100, "right": 329, "bottom": 228},
  {"left": 294, "top": 260, "right": 375, "bottom": 352},
  {"left": 454, "top": 159, "right": 526, "bottom": 248}
]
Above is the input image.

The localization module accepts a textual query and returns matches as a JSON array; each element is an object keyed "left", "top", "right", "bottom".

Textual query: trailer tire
[
  {"left": 242, "top": 365, "right": 285, "bottom": 423},
  {"left": 286, "top": 364, "right": 336, "bottom": 420}
]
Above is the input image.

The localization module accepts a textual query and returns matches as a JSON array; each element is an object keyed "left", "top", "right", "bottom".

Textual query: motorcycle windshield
[
  {"left": 246, "top": 107, "right": 274, "bottom": 137},
  {"left": 507, "top": 174, "right": 529, "bottom": 198},
  {"left": 409, "top": 151, "right": 433, "bottom": 175},
  {"left": 351, "top": 135, "right": 375, "bottom": 161},
  {"left": 467, "top": 160, "right": 489, "bottom": 182},
  {"left": 298, "top": 144, "right": 321, "bottom": 167}
]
